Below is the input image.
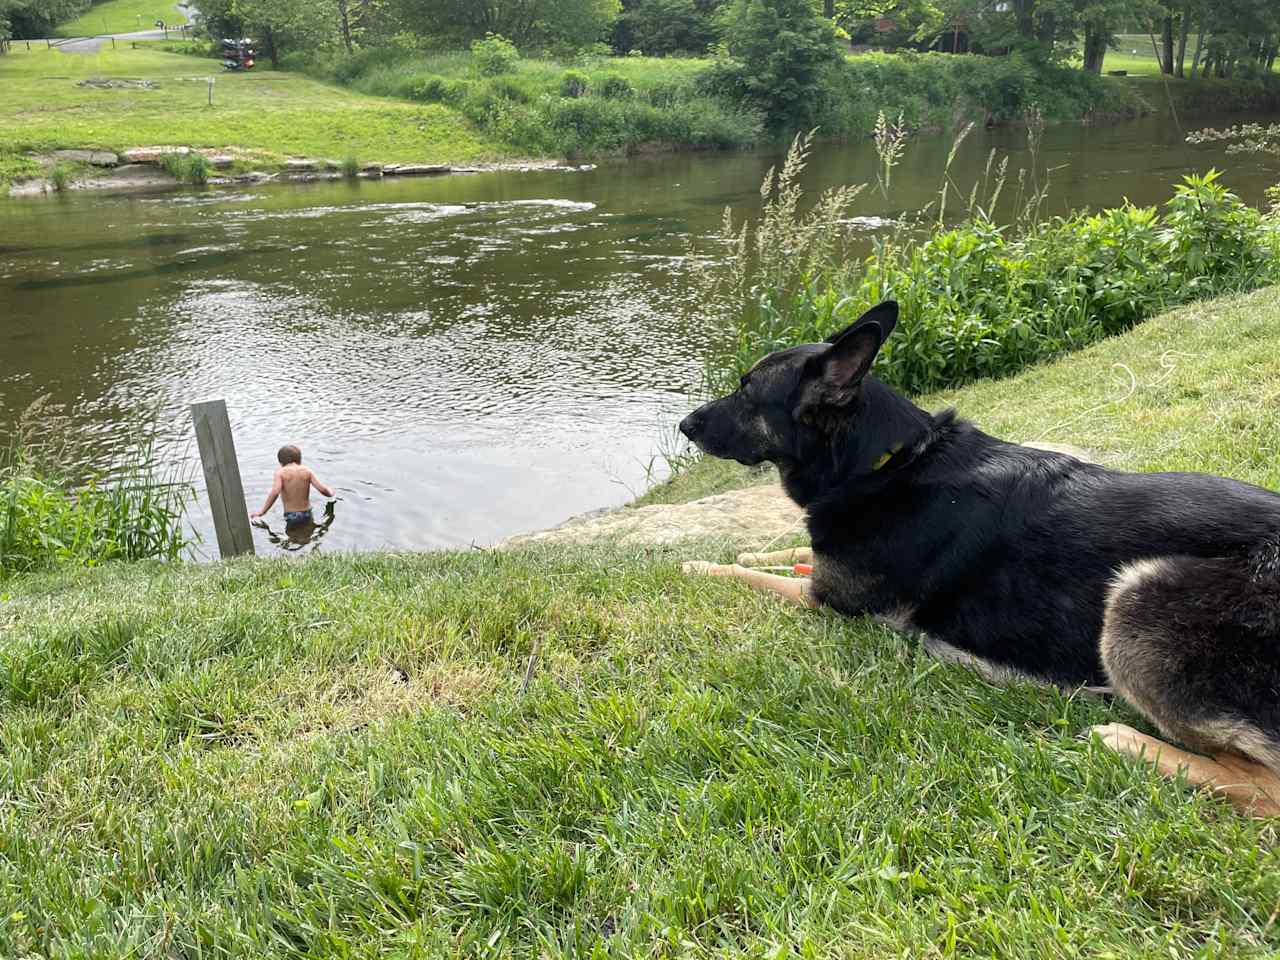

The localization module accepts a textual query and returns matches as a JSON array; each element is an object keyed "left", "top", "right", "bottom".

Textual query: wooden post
[{"left": 191, "top": 399, "right": 255, "bottom": 558}]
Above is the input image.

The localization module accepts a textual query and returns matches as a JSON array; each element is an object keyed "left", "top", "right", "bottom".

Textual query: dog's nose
[{"left": 679, "top": 410, "right": 704, "bottom": 440}]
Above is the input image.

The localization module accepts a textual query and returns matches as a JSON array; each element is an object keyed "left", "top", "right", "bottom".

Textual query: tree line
[
  {"left": 872, "top": 0, "right": 1279, "bottom": 78},
  {"left": 1, "top": 0, "right": 91, "bottom": 39},
  {"left": 3, "top": 0, "right": 1276, "bottom": 82}
]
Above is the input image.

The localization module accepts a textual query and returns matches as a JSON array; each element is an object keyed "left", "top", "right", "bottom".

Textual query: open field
[
  {"left": 0, "top": 45, "right": 507, "bottom": 186},
  {"left": 1086, "top": 35, "right": 1280, "bottom": 79},
  {"left": 55, "top": 0, "right": 189, "bottom": 37},
  {"left": 4, "top": 286, "right": 1280, "bottom": 956}
]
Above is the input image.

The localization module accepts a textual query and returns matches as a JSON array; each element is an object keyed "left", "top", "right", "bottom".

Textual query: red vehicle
[{"left": 220, "top": 38, "right": 256, "bottom": 71}]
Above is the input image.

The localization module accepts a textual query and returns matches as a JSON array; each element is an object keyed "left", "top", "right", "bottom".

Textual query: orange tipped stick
[{"left": 793, "top": 563, "right": 813, "bottom": 576}]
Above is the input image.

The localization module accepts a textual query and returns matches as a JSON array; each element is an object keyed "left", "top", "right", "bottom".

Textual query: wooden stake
[{"left": 191, "top": 399, "right": 255, "bottom": 558}]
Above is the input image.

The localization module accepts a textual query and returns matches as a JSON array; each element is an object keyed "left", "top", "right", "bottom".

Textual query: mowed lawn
[
  {"left": 56, "top": 0, "right": 189, "bottom": 37},
  {"left": 3, "top": 286, "right": 1280, "bottom": 957},
  {"left": 1091, "top": 35, "right": 1280, "bottom": 77},
  {"left": 0, "top": 46, "right": 508, "bottom": 173}
]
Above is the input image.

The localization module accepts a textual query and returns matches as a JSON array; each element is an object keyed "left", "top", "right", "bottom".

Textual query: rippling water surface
[{"left": 2, "top": 114, "right": 1277, "bottom": 556}]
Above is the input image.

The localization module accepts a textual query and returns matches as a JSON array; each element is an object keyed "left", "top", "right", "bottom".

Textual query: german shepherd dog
[{"left": 679, "top": 301, "right": 1280, "bottom": 816}]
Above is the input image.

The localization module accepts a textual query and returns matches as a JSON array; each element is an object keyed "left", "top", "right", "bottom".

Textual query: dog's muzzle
[{"left": 679, "top": 409, "right": 706, "bottom": 443}]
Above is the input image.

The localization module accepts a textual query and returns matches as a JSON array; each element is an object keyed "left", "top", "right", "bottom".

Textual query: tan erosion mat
[
  {"left": 502, "top": 482, "right": 805, "bottom": 550},
  {"left": 500, "top": 441, "right": 1096, "bottom": 550}
]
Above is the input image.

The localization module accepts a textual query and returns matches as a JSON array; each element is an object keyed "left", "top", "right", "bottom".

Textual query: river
[{"left": 2, "top": 112, "right": 1278, "bottom": 556}]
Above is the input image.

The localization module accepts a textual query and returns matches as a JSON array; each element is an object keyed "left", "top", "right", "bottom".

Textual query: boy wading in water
[{"left": 251, "top": 444, "right": 334, "bottom": 528}]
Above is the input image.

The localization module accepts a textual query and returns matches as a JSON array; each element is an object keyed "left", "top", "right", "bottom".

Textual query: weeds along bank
[
  {"left": 690, "top": 131, "right": 1280, "bottom": 402},
  {"left": 0, "top": 405, "right": 192, "bottom": 576},
  {"left": 303, "top": 47, "right": 1153, "bottom": 158}
]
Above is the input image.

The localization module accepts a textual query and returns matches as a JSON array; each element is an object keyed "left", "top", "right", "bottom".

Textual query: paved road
[{"left": 40, "top": 2, "right": 196, "bottom": 53}]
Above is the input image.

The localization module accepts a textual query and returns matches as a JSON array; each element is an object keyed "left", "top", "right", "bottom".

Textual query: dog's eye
[{"left": 738, "top": 375, "right": 749, "bottom": 391}]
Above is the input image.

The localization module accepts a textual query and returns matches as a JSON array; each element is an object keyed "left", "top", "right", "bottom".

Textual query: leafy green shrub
[
  {"left": 599, "top": 74, "right": 635, "bottom": 100},
  {"left": 696, "top": 140, "right": 1280, "bottom": 398},
  {"left": 1160, "top": 169, "right": 1275, "bottom": 293},
  {"left": 407, "top": 74, "right": 448, "bottom": 102},
  {"left": 488, "top": 75, "right": 531, "bottom": 103},
  {"left": 715, "top": 0, "right": 842, "bottom": 128},
  {"left": 471, "top": 33, "right": 519, "bottom": 76},
  {"left": 645, "top": 78, "right": 689, "bottom": 108},
  {"left": 342, "top": 154, "right": 360, "bottom": 178},
  {"left": 559, "top": 69, "right": 590, "bottom": 98}
]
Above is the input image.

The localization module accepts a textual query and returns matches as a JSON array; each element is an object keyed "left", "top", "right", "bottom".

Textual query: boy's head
[{"left": 277, "top": 444, "right": 302, "bottom": 466}]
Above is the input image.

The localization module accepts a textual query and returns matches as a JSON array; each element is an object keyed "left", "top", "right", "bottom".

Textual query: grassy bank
[
  {"left": 55, "top": 0, "right": 189, "bottom": 38},
  {"left": 4, "top": 287, "right": 1280, "bottom": 956},
  {"left": 0, "top": 45, "right": 507, "bottom": 188},
  {"left": 312, "top": 48, "right": 1154, "bottom": 159},
  {"left": 305, "top": 48, "right": 765, "bottom": 156}
]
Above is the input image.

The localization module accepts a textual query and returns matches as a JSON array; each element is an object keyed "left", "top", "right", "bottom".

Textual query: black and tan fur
[{"left": 679, "top": 301, "right": 1280, "bottom": 815}]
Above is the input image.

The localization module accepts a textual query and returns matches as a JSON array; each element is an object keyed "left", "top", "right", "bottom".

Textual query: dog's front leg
[
  {"left": 681, "top": 561, "right": 818, "bottom": 609},
  {"left": 736, "top": 547, "right": 813, "bottom": 567}
]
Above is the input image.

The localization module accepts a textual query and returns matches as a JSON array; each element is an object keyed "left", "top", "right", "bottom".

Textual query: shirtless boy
[{"left": 250, "top": 444, "right": 334, "bottom": 528}]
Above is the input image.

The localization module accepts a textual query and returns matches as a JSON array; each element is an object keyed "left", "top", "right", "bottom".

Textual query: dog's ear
[
  {"left": 823, "top": 300, "right": 899, "bottom": 344},
  {"left": 796, "top": 318, "right": 888, "bottom": 417}
]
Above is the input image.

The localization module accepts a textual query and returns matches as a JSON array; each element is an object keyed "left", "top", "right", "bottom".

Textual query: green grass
[
  {"left": 4, "top": 287, "right": 1280, "bottom": 956},
  {"left": 319, "top": 48, "right": 763, "bottom": 157},
  {"left": 56, "top": 0, "right": 189, "bottom": 37},
  {"left": 1105, "top": 35, "right": 1280, "bottom": 77},
  {"left": 0, "top": 46, "right": 508, "bottom": 187},
  {"left": 0, "top": 147, "right": 42, "bottom": 184}
]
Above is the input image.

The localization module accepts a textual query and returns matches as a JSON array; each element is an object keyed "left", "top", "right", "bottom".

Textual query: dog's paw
[
  {"left": 681, "top": 560, "right": 731, "bottom": 576},
  {"left": 1086, "top": 723, "right": 1145, "bottom": 754}
]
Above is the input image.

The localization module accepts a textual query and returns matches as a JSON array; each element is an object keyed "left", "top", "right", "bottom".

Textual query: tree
[
  {"left": 0, "top": 0, "right": 89, "bottom": 39},
  {"left": 1073, "top": 0, "right": 1160, "bottom": 74},
  {"left": 229, "top": 0, "right": 334, "bottom": 67},
  {"left": 390, "top": 0, "right": 620, "bottom": 48},
  {"left": 717, "top": 0, "right": 843, "bottom": 128},
  {"left": 612, "top": 0, "right": 723, "bottom": 54}
]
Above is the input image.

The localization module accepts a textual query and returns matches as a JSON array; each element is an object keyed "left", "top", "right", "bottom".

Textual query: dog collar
[{"left": 872, "top": 442, "right": 905, "bottom": 471}]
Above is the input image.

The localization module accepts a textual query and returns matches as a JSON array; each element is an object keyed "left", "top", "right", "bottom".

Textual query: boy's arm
[
  {"left": 310, "top": 469, "right": 335, "bottom": 499},
  {"left": 251, "top": 470, "right": 283, "bottom": 518}
]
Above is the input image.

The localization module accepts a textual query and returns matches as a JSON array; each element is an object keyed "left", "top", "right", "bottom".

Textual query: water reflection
[{"left": 252, "top": 500, "right": 338, "bottom": 554}]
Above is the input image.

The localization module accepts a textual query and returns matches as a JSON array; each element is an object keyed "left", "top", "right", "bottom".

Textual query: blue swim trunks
[{"left": 284, "top": 509, "right": 313, "bottom": 527}]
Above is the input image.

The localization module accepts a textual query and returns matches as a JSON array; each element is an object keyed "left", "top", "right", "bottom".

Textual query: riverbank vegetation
[
  {"left": 3, "top": 286, "right": 1280, "bottom": 955},
  {"left": 692, "top": 132, "right": 1280, "bottom": 401},
  {"left": 199, "top": 0, "right": 1280, "bottom": 159},
  {"left": 311, "top": 45, "right": 1147, "bottom": 159},
  {"left": 0, "top": 402, "right": 192, "bottom": 576}
]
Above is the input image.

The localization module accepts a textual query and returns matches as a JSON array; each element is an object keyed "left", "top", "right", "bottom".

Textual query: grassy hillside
[
  {"left": 0, "top": 45, "right": 507, "bottom": 187},
  {"left": 56, "top": 0, "right": 189, "bottom": 37},
  {"left": 3, "top": 286, "right": 1280, "bottom": 956}
]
